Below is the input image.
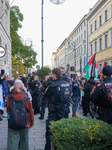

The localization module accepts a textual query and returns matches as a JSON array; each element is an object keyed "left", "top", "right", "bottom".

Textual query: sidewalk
[{"left": 0, "top": 106, "right": 89, "bottom": 150}]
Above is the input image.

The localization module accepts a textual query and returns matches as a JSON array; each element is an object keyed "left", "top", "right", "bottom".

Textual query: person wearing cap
[{"left": 91, "top": 65, "right": 112, "bottom": 124}]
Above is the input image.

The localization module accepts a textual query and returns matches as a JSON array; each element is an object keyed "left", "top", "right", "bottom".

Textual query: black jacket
[
  {"left": 83, "top": 78, "right": 96, "bottom": 103},
  {"left": 91, "top": 77, "right": 112, "bottom": 124}
]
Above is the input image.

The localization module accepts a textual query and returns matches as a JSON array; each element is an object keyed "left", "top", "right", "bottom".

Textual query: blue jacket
[
  {"left": 0, "top": 74, "right": 9, "bottom": 96},
  {"left": 72, "top": 81, "right": 80, "bottom": 97}
]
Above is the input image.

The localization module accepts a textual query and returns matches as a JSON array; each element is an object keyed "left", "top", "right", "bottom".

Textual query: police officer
[
  {"left": 59, "top": 67, "right": 72, "bottom": 85},
  {"left": 91, "top": 65, "right": 112, "bottom": 124},
  {"left": 45, "top": 68, "right": 71, "bottom": 150},
  {"left": 32, "top": 76, "right": 41, "bottom": 115},
  {"left": 39, "top": 75, "right": 49, "bottom": 119},
  {"left": 28, "top": 72, "right": 36, "bottom": 92},
  {"left": 47, "top": 71, "right": 53, "bottom": 86}
]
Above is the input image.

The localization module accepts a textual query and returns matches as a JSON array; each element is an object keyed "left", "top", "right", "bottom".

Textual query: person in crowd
[
  {"left": 59, "top": 67, "right": 72, "bottom": 87},
  {"left": 0, "top": 71, "right": 7, "bottom": 121},
  {"left": 28, "top": 72, "right": 36, "bottom": 92},
  {"left": 21, "top": 76, "right": 27, "bottom": 88},
  {"left": 45, "top": 68, "right": 71, "bottom": 150},
  {"left": 47, "top": 71, "right": 53, "bottom": 86},
  {"left": 7, "top": 81, "right": 34, "bottom": 150},
  {"left": 0, "top": 70, "right": 9, "bottom": 118},
  {"left": 83, "top": 76, "right": 96, "bottom": 116},
  {"left": 72, "top": 76, "right": 81, "bottom": 117},
  {"left": 91, "top": 65, "right": 112, "bottom": 124},
  {"left": 9, "top": 79, "right": 28, "bottom": 96},
  {"left": 32, "top": 76, "right": 41, "bottom": 115},
  {"left": 39, "top": 75, "right": 49, "bottom": 120}
]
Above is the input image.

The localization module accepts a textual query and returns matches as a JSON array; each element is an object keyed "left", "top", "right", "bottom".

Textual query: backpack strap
[{"left": 9, "top": 95, "right": 29, "bottom": 103}]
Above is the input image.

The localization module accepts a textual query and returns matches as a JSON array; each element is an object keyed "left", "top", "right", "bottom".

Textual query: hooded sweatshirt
[{"left": 7, "top": 82, "right": 34, "bottom": 127}]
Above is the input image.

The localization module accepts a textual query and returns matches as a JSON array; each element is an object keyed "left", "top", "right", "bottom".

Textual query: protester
[
  {"left": 83, "top": 76, "right": 96, "bottom": 116},
  {"left": 0, "top": 71, "right": 7, "bottom": 121},
  {"left": 7, "top": 81, "right": 34, "bottom": 150},
  {"left": 72, "top": 76, "right": 81, "bottom": 117}
]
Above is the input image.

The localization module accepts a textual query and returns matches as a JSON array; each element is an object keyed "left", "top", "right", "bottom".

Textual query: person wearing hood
[
  {"left": 9, "top": 79, "right": 28, "bottom": 96},
  {"left": 7, "top": 81, "right": 34, "bottom": 150},
  {"left": 83, "top": 76, "right": 96, "bottom": 116}
]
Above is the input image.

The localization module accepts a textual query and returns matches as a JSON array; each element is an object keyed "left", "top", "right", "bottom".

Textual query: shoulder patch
[
  {"left": 36, "top": 84, "right": 38, "bottom": 87},
  {"left": 91, "top": 86, "right": 96, "bottom": 94},
  {"left": 97, "top": 84, "right": 101, "bottom": 87},
  {"left": 45, "top": 87, "right": 48, "bottom": 92}
]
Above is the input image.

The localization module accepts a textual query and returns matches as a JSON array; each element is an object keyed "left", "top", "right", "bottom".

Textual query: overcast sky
[{"left": 11, "top": 0, "right": 98, "bottom": 68}]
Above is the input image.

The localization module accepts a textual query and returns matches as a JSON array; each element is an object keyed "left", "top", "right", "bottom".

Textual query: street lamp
[
  {"left": 41, "top": 0, "right": 66, "bottom": 67},
  {"left": 50, "top": 0, "right": 66, "bottom": 4}
]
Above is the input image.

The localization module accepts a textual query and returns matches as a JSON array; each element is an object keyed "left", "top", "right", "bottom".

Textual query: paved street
[{"left": 0, "top": 106, "right": 90, "bottom": 150}]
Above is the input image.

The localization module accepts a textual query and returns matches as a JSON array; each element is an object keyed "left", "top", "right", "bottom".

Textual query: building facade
[
  {"left": 87, "top": 0, "right": 112, "bottom": 71},
  {"left": 52, "top": 15, "right": 88, "bottom": 76},
  {"left": 0, "top": 0, "right": 11, "bottom": 76}
]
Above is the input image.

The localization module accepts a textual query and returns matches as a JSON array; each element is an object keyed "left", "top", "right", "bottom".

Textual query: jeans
[{"left": 72, "top": 96, "right": 79, "bottom": 115}]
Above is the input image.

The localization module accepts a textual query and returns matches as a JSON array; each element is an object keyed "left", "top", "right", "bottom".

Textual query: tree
[
  {"left": 10, "top": 6, "right": 37, "bottom": 67},
  {"left": 36, "top": 66, "right": 51, "bottom": 80}
]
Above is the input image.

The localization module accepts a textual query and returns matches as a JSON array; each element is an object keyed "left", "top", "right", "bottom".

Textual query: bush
[{"left": 50, "top": 117, "right": 112, "bottom": 150}]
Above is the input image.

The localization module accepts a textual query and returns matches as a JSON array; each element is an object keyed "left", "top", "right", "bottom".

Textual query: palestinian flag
[
  {"left": 95, "top": 61, "right": 100, "bottom": 78},
  {"left": 85, "top": 53, "right": 96, "bottom": 78}
]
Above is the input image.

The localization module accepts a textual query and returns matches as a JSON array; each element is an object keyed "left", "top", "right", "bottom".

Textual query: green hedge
[{"left": 50, "top": 117, "right": 112, "bottom": 150}]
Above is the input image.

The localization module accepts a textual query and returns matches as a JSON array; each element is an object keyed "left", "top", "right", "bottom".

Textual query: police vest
[
  {"left": 102, "top": 82, "right": 112, "bottom": 107},
  {"left": 49, "top": 80, "right": 70, "bottom": 105}
]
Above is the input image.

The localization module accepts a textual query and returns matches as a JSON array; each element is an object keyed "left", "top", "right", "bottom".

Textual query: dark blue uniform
[
  {"left": 91, "top": 77, "right": 112, "bottom": 124},
  {"left": 39, "top": 81, "right": 49, "bottom": 118},
  {"left": 45, "top": 78, "right": 70, "bottom": 150},
  {"left": 32, "top": 80, "right": 40, "bottom": 114}
]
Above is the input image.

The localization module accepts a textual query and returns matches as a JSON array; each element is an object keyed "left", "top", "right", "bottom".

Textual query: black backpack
[{"left": 8, "top": 95, "right": 29, "bottom": 130}]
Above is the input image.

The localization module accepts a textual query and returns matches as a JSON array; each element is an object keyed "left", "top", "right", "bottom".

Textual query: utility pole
[{"left": 41, "top": 0, "right": 44, "bottom": 67}]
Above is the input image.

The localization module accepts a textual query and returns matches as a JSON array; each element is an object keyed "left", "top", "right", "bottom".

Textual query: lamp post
[{"left": 41, "top": 0, "right": 66, "bottom": 67}]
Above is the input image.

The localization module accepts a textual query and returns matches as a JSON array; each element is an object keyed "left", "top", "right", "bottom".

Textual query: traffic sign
[{"left": 36, "top": 65, "right": 40, "bottom": 70}]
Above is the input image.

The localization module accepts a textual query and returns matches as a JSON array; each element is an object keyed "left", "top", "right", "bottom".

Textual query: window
[
  {"left": 1, "top": 0, "right": 4, "bottom": 24},
  {"left": 90, "top": 24, "right": 92, "bottom": 34},
  {"left": 94, "top": 41, "right": 97, "bottom": 53},
  {"left": 105, "top": 34, "right": 108, "bottom": 48},
  {"left": 79, "top": 28, "right": 80, "bottom": 33},
  {"left": 84, "top": 22, "right": 86, "bottom": 27},
  {"left": 79, "top": 36, "right": 80, "bottom": 43},
  {"left": 84, "top": 31, "right": 86, "bottom": 39},
  {"left": 105, "top": 10, "right": 107, "bottom": 22},
  {"left": 81, "top": 34, "right": 83, "bottom": 42},
  {"left": 99, "top": 38, "right": 102, "bottom": 51},
  {"left": 77, "top": 50, "right": 78, "bottom": 57},
  {"left": 84, "top": 45, "right": 86, "bottom": 53},
  {"left": 81, "top": 47, "right": 83, "bottom": 54},
  {"left": 77, "top": 31, "right": 78, "bottom": 35},
  {"left": 81, "top": 25, "right": 82, "bottom": 30},
  {"left": 111, "top": 31, "right": 112, "bottom": 46},
  {"left": 99, "top": 15, "right": 102, "bottom": 27},
  {"left": 77, "top": 38, "right": 78, "bottom": 45},
  {"left": 94, "top": 20, "right": 97, "bottom": 31},
  {"left": 79, "top": 49, "right": 80, "bottom": 56},
  {"left": 111, "top": 5, "right": 112, "bottom": 18},
  {"left": 90, "top": 43, "right": 93, "bottom": 55}
]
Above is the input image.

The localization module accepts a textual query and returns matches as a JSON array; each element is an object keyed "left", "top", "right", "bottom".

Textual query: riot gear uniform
[
  {"left": 91, "top": 77, "right": 112, "bottom": 124},
  {"left": 45, "top": 78, "right": 71, "bottom": 150},
  {"left": 32, "top": 80, "right": 40, "bottom": 114}
]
